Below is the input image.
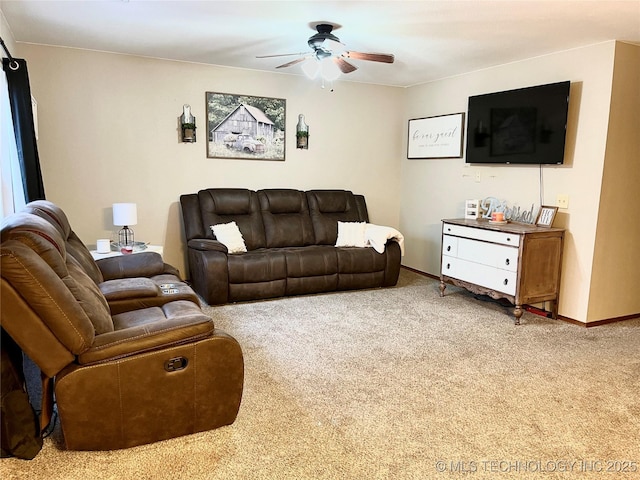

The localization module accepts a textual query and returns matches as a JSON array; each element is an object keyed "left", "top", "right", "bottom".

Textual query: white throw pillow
[
  {"left": 335, "top": 221, "right": 367, "bottom": 248},
  {"left": 210, "top": 222, "right": 247, "bottom": 254}
]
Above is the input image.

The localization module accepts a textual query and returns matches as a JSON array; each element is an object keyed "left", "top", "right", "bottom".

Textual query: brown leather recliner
[
  {"left": 23, "top": 200, "right": 198, "bottom": 314},
  {"left": 1, "top": 212, "right": 244, "bottom": 451}
]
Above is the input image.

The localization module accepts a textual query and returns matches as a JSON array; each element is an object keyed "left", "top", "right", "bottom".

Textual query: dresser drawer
[
  {"left": 442, "top": 235, "right": 458, "bottom": 257},
  {"left": 457, "top": 237, "right": 518, "bottom": 272},
  {"left": 441, "top": 255, "right": 517, "bottom": 296},
  {"left": 443, "top": 223, "right": 520, "bottom": 247}
]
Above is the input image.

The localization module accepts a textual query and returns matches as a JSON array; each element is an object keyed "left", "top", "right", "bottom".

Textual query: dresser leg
[
  {"left": 439, "top": 281, "right": 446, "bottom": 297},
  {"left": 514, "top": 305, "right": 523, "bottom": 325}
]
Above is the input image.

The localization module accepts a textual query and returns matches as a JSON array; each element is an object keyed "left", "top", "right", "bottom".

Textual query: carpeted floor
[{"left": 2, "top": 269, "right": 639, "bottom": 479}]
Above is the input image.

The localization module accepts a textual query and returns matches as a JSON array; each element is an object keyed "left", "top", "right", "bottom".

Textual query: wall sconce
[
  {"left": 179, "top": 104, "right": 196, "bottom": 143},
  {"left": 296, "top": 114, "right": 309, "bottom": 149}
]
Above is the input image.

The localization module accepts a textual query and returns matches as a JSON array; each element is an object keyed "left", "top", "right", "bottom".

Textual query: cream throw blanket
[{"left": 365, "top": 224, "right": 405, "bottom": 256}]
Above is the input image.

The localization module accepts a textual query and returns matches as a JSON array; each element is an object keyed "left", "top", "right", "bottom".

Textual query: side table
[{"left": 90, "top": 245, "right": 164, "bottom": 261}]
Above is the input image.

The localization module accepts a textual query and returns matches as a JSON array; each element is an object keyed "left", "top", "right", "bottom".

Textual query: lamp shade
[{"left": 112, "top": 203, "right": 137, "bottom": 226}]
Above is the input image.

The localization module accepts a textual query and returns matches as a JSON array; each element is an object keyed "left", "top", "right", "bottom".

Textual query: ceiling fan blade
[
  {"left": 344, "top": 51, "right": 395, "bottom": 64},
  {"left": 276, "top": 57, "right": 307, "bottom": 69},
  {"left": 332, "top": 57, "right": 358, "bottom": 74},
  {"left": 256, "top": 52, "right": 308, "bottom": 59}
]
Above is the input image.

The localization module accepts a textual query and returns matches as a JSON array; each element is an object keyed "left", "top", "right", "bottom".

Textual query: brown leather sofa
[
  {"left": 1, "top": 206, "right": 244, "bottom": 451},
  {"left": 180, "top": 188, "right": 402, "bottom": 305}
]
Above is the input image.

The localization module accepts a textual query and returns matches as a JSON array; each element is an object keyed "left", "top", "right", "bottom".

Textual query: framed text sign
[{"left": 407, "top": 113, "right": 465, "bottom": 159}]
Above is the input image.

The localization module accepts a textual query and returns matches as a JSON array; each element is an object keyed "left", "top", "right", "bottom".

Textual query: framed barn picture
[{"left": 206, "top": 92, "right": 286, "bottom": 161}]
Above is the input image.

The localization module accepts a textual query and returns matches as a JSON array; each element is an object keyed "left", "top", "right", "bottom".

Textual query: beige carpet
[{"left": 2, "top": 269, "right": 639, "bottom": 479}]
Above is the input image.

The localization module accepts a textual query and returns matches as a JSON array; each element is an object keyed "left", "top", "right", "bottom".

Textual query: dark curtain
[{"left": 3, "top": 58, "right": 45, "bottom": 201}]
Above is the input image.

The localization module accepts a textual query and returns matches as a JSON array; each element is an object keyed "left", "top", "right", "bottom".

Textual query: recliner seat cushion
[
  {"left": 283, "top": 246, "right": 338, "bottom": 278},
  {"left": 336, "top": 247, "right": 386, "bottom": 274},
  {"left": 227, "top": 249, "right": 286, "bottom": 284}
]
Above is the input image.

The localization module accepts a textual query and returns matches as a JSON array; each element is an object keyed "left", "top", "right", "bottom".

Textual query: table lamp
[{"left": 113, "top": 203, "right": 137, "bottom": 247}]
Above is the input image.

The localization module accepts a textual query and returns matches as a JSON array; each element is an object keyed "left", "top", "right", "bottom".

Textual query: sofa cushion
[
  {"left": 283, "top": 246, "right": 338, "bottom": 278},
  {"left": 307, "top": 190, "right": 363, "bottom": 245},
  {"left": 64, "top": 257, "right": 114, "bottom": 335},
  {"left": 259, "top": 189, "right": 315, "bottom": 248},
  {"left": 227, "top": 249, "right": 286, "bottom": 284},
  {"left": 336, "top": 247, "right": 386, "bottom": 274},
  {"left": 198, "top": 189, "right": 266, "bottom": 250},
  {"left": 23, "top": 200, "right": 105, "bottom": 285}
]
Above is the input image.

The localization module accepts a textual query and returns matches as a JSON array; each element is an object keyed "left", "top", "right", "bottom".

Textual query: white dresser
[{"left": 439, "top": 219, "right": 564, "bottom": 324}]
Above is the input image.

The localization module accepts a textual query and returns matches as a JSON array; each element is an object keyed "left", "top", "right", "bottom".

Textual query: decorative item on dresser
[{"left": 439, "top": 218, "right": 564, "bottom": 325}]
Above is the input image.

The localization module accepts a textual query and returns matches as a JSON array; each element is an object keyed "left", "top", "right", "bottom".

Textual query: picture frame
[
  {"left": 535, "top": 205, "right": 559, "bottom": 228},
  {"left": 407, "top": 113, "right": 465, "bottom": 159},
  {"left": 206, "top": 92, "right": 286, "bottom": 161}
]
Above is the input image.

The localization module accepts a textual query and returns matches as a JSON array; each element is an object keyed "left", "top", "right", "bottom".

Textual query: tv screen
[{"left": 465, "top": 81, "right": 570, "bottom": 164}]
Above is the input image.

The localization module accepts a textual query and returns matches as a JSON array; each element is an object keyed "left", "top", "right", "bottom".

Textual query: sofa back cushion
[
  {"left": 258, "top": 189, "right": 315, "bottom": 248},
  {"left": 306, "top": 190, "right": 364, "bottom": 245},
  {"left": 197, "top": 189, "right": 266, "bottom": 250}
]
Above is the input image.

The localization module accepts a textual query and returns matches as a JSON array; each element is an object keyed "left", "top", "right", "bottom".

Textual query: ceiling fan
[{"left": 256, "top": 23, "right": 394, "bottom": 80}]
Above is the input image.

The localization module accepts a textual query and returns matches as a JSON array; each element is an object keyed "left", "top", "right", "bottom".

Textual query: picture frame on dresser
[{"left": 535, "top": 206, "right": 559, "bottom": 228}]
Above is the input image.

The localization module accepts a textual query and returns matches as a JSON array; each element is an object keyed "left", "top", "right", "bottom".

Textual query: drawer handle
[
  {"left": 506, "top": 237, "right": 511, "bottom": 242},
  {"left": 446, "top": 263, "right": 451, "bottom": 270},
  {"left": 503, "top": 279, "right": 508, "bottom": 285},
  {"left": 447, "top": 246, "right": 451, "bottom": 252},
  {"left": 505, "top": 258, "right": 510, "bottom": 266},
  {"left": 447, "top": 227, "right": 451, "bottom": 232}
]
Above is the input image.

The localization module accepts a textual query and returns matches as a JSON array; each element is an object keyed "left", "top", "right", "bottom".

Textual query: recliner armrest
[
  {"left": 96, "top": 252, "right": 166, "bottom": 280},
  {"left": 99, "top": 278, "right": 159, "bottom": 301},
  {"left": 187, "top": 238, "right": 228, "bottom": 254}
]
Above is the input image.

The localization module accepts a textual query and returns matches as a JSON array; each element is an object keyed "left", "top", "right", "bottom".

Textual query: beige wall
[
  {"left": 588, "top": 42, "right": 640, "bottom": 321},
  {"left": 400, "top": 42, "right": 619, "bottom": 323},
  {"left": 17, "top": 44, "right": 403, "bottom": 275},
  {"left": 9, "top": 33, "right": 636, "bottom": 324}
]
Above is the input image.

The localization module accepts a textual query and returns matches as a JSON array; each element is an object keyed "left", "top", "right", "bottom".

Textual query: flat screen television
[{"left": 465, "top": 81, "right": 570, "bottom": 164}]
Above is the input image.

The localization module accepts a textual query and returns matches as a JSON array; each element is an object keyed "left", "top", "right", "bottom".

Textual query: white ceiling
[{"left": 2, "top": 0, "right": 639, "bottom": 87}]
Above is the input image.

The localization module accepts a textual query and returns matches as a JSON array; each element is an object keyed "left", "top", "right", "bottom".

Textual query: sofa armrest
[
  {"left": 187, "top": 238, "right": 228, "bottom": 254},
  {"left": 78, "top": 305, "right": 215, "bottom": 365},
  {"left": 96, "top": 252, "right": 166, "bottom": 280}
]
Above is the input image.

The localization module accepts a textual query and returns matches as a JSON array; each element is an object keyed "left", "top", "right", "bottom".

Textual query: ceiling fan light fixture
[
  {"left": 320, "top": 57, "right": 341, "bottom": 82},
  {"left": 301, "top": 58, "right": 321, "bottom": 79}
]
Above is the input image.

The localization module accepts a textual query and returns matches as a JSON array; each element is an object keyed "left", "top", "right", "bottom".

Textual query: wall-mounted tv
[{"left": 465, "top": 81, "right": 570, "bottom": 165}]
